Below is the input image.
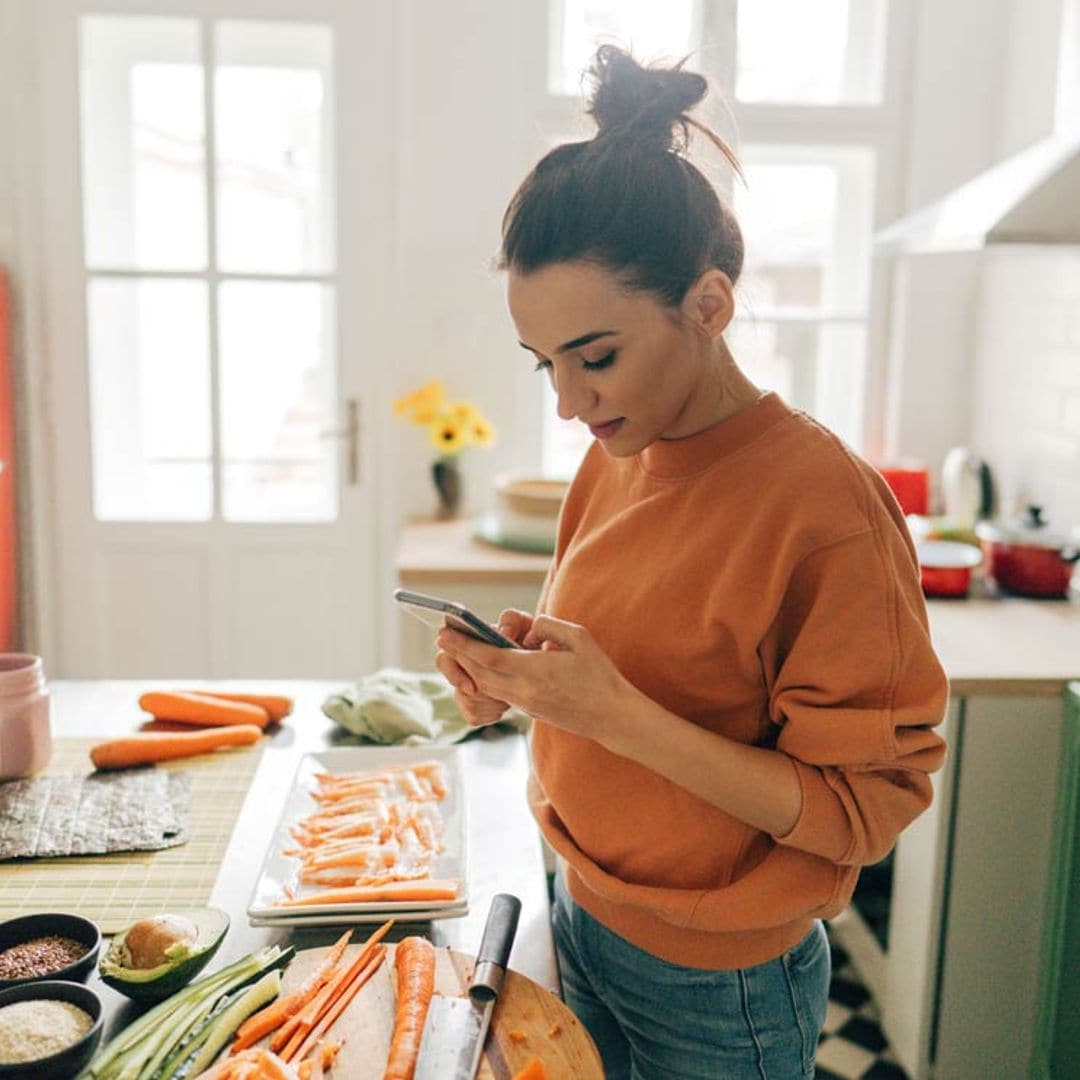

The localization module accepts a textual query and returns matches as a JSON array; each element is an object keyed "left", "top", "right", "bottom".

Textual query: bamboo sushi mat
[{"left": 0, "top": 738, "right": 263, "bottom": 933}]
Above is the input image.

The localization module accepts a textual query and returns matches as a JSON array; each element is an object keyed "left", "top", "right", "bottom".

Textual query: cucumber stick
[
  {"left": 81, "top": 945, "right": 287, "bottom": 1080},
  {"left": 181, "top": 969, "right": 282, "bottom": 1077}
]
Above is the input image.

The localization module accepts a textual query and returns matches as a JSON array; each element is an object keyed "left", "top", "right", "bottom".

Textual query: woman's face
[{"left": 507, "top": 261, "right": 719, "bottom": 457}]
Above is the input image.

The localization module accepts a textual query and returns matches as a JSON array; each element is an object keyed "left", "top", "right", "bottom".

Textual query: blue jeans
[{"left": 552, "top": 870, "right": 830, "bottom": 1079}]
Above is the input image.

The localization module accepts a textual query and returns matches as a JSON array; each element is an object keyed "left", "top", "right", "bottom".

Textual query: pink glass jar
[{"left": 0, "top": 654, "right": 52, "bottom": 779}]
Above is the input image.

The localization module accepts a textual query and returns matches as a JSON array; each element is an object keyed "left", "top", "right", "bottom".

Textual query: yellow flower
[
  {"left": 447, "top": 400, "right": 478, "bottom": 426},
  {"left": 429, "top": 416, "right": 466, "bottom": 455},
  {"left": 393, "top": 380, "right": 445, "bottom": 422},
  {"left": 469, "top": 416, "right": 496, "bottom": 447}
]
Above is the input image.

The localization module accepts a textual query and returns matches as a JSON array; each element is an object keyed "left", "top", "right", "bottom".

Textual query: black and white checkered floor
[{"left": 816, "top": 933, "right": 908, "bottom": 1079}]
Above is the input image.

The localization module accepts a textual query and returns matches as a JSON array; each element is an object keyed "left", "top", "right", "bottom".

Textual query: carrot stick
[
  {"left": 190, "top": 690, "right": 294, "bottom": 721},
  {"left": 231, "top": 930, "right": 353, "bottom": 1051},
  {"left": 272, "top": 879, "right": 459, "bottom": 908},
  {"left": 383, "top": 937, "right": 436, "bottom": 1080},
  {"left": 285, "top": 946, "right": 386, "bottom": 1062},
  {"left": 90, "top": 724, "right": 263, "bottom": 770},
  {"left": 279, "top": 944, "right": 380, "bottom": 1060},
  {"left": 139, "top": 690, "right": 270, "bottom": 728},
  {"left": 270, "top": 920, "right": 393, "bottom": 1054}
]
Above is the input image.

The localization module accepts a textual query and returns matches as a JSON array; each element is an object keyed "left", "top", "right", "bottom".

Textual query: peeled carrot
[
  {"left": 90, "top": 724, "right": 263, "bottom": 770},
  {"left": 272, "top": 879, "right": 459, "bottom": 908},
  {"left": 139, "top": 690, "right": 270, "bottom": 729},
  {"left": 383, "top": 937, "right": 436, "bottom": 1080},
  {"left": 511, "top": 1057, "right": 549, "bottom": 1080},
  {"left": 285, "top": 946, "right": 385, "bottom": 1064},
  {"left": 191, "top": 690, "right": 294, "bottom": 722},
  {"left": 271, "top": 921, "right": 393, "bottom": 1055},
  {"left": 231, "top": 930, "right": 353, "bottom": 1052}
]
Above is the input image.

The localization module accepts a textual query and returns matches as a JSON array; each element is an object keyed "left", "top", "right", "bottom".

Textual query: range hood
[{"left": 874, "top": 134, "right": 1080, "bottom": 254}]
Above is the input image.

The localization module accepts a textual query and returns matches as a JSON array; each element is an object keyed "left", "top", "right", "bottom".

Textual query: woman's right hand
[{"left": 436, "top": 608, "right": 535, "bottom": 726}]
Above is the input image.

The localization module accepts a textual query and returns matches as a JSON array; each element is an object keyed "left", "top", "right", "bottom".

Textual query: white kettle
[{"left": 941, "top": 447, "right": 990, "bottom": 528}]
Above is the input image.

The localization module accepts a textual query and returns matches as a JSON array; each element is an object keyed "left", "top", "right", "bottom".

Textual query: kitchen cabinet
[{"left": 831, "top": 599, "right": 1080, "bottom": 1080}]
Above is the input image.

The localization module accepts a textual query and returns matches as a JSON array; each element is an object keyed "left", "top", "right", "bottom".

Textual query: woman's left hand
[{"left": 435, "top": 615, "right": 637, "bottom": 744}]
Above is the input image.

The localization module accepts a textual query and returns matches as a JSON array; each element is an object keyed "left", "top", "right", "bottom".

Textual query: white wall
[
  {"left": 966, "top": 0, "right": 1080, "bottom": 530},
  {"left": 881, "top": 0, "right": 1008, "bottom": 497}
]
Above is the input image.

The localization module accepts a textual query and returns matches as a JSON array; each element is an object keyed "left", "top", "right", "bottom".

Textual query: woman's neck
[{"left": 661, "top": 338, "right": 763, "bottom": 440}]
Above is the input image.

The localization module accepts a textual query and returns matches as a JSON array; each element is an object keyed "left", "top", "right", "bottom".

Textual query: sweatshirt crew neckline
[{"left": 638, "top": 391, "right": 789, "bottom": 479}]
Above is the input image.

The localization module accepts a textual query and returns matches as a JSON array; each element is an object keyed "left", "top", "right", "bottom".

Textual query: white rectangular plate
[
  {"left": 248, "top": 904, "right": 470, "bottom": 928},
  {"left": 247, "top": 746, "right": 467, "bottom": 922}
]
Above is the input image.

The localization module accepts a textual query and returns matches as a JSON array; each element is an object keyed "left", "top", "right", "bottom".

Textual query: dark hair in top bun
[{"left": 499, "top": 45, "right": 744, "bottom": 305}]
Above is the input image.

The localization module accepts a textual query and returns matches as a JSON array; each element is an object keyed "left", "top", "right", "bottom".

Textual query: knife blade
[{"left": 414, "top": 892, "right": 522, "bottom": 1080}]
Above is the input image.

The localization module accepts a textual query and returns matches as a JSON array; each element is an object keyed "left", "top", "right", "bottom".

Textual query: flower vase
[{"left": 431, "top": 458, "right": 462, "bottom": 520}]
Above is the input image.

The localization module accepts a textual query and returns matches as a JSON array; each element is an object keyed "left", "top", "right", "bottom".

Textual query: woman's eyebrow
[{"left": 517, "top": 330, "right": 617, "bottom": 355}]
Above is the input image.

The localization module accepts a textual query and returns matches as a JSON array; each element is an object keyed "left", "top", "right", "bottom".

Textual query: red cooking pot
[
  {"left": 916, "top": 540, "right": 983, "bottom": 598},
  {"left": 975, "top": 505, "right": 1080, "bottom": 598}
]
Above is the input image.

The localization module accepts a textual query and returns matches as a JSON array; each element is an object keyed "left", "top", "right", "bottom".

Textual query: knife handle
[{"left": 469, "top": 893, "right": 521, "bottom": 1003}]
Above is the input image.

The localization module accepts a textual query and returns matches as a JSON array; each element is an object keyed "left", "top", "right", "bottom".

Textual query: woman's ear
[{"left": 684, "top": 269, "right": 735, "bottom": 337}]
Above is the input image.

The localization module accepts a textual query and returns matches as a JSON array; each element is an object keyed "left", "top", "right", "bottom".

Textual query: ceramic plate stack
[{"left": 247, "top": 746, "right": 468, "bottom": 928}]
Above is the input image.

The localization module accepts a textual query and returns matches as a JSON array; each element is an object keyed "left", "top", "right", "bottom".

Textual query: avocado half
[{"left": 99, "top": 907, "right": 230, "bottom": 1001}]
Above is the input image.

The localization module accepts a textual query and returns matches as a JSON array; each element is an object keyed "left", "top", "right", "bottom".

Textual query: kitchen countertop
[
  {"left": 44, "top": 679, "right": 557, "bottom": 1041},
  {"left": 927, "top": 593, "right": 1080, "bottom": 695}
]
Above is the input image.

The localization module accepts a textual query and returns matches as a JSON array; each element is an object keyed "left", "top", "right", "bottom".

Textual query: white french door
[{"left": 32, "top": 0, "right": 392, "bottom": 677}]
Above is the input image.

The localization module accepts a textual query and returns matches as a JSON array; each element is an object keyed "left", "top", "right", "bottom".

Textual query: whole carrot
[
  {"left": 383, "top": 937, "right": 436, "bottom": 1080},
  {"left": 90, "top": 724, "right": 263, "bottom": 770},
  {"left": 190, "top": 690, "right": 294, "bottom": 722},
  {"left": 139, "top": 690, "right": 270, "bottom": 728}
]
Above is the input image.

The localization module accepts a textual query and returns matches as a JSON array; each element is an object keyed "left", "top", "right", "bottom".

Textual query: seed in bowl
[{"left": 0, "top": 935, "right": 87, "bottom": 980}]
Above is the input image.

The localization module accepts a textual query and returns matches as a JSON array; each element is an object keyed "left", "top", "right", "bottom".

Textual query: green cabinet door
[{"left": 1033, "top": 682, "right": 1080, "bottom": 1077}]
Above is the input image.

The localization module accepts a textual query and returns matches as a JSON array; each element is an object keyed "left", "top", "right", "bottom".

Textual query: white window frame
[
  {"left": 535, "top": 0, "right": 914, "bottom": 472},
  {"left": 80, "top": 14, "right": 340, "bottom": 524}
]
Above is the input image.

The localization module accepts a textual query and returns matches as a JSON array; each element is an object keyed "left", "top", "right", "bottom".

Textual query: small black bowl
[
  {"left": 0, "top": 913, "right": 101, "bottom": 990},
  {"left": 0, "top": 980, "right": 103, "bottom": 1080}
]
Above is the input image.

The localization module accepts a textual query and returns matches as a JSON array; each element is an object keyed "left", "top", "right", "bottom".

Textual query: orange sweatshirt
[{"left": 528, "top": 392, "right": 948, "bottom": 969}]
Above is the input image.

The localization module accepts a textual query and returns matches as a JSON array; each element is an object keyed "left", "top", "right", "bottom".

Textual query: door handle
[{"left": 319, "top": 398, "right": 361, "bottom": 486}]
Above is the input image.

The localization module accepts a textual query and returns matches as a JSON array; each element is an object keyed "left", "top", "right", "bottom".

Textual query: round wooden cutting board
[{"left": 275, "top": 940, "right": 604, "bottom": 1080}]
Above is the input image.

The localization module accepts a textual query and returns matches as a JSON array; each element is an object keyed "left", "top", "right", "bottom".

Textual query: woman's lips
[{"left": 588, "top": 418, "right": 625, "bottom": 440}]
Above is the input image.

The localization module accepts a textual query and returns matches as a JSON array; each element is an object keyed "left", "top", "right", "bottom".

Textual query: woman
[{"left": 436, "top": 46, "right": 947, "bottom": 1079}]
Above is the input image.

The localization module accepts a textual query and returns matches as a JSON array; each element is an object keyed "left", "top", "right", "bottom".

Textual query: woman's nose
[{"left": 555, "top": 372, "right": 594, "bottom": 421}]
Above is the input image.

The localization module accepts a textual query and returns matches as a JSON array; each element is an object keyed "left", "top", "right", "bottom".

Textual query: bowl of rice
[{"left": 0, "top": 980, "right": 103, "bottom": 1080}]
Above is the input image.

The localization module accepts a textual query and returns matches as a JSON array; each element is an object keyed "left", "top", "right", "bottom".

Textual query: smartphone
[{"left": 393, "top": 588, "right": 519, "bottom": 649}]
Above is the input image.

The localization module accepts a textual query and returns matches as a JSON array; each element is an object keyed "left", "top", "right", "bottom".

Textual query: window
[
  {"left": 79, "top": 16, "right": 337, "bottom": 522},
  {"left": 539, "top": 0, "right": 902, "bottom": 476}
]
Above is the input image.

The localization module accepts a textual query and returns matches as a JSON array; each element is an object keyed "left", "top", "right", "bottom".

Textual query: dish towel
[{"left": 322, "top": 668, "right": 529, "bottom": 746}]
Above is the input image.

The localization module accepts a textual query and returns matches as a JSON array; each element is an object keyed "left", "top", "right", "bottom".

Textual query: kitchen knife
[{"left": 413, "top": 892, "right": 522, "bottom": 1080}]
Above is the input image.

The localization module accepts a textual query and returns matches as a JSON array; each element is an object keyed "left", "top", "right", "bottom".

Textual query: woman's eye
[
  {"left": 583, "top": 350, "right": 616, "bottom": 371},
  {"left": 533, "top": 358, "right": 551, "bottom": 373}
]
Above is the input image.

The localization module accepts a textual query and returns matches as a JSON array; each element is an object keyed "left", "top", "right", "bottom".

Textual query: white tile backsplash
[{"left": 973, "top": 248, "right": 1080, "bottom": 530}]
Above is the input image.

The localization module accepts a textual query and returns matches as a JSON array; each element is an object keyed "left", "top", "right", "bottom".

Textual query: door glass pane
[
  {"left": 219, "top": 281, "right": 337, "bottom": 522},
  {"left": 727, "top": 318, "right": 867, "bottom": 450},
  {"left": 87, "top": 278, "right": 212, "bottom": 520},
  {"left": 80, "top": 16, "right": 207, "bottom": 270},
  {"left": 214, "top": 22, "right": 335, "bottom": 274},
  {"left": 734, "top": 147, "right": 875, "bottom": 316},
  {"left": 552, "top": 0, "right": 695, "bottom": 96},
  {"left": 735, "top": 0, "right": 887, "bottom": 104}
]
